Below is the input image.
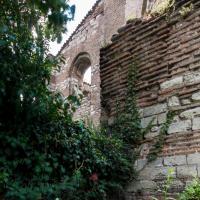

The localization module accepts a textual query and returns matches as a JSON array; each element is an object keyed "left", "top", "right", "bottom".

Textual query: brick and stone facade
[
  {"left": 52, "top": 0, "right": 159, "bottom": 124},
  {"left": 100, "top": 0, "right": 200, "bottom": 198}
]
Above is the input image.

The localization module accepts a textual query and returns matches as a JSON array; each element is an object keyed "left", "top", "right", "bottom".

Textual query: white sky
[{"left": 49, "top": 0, "right": 97, "bottom": 56}]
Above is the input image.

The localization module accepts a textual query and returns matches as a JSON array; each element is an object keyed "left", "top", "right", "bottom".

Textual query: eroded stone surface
[
  {"left": 143, "top": 104, "right": 167, "bottom": 117},
  {"left": 192, "top": 91, "right": 200, "bottom": 101},
  {"left": 192, "top": 117, "right": 200, "bottom": 130},
  {"left": 184, "top": 70, "right": 200, "bottom": 84},
  {"left": 187, "top": 153, "right": 200, "bottom": 164},
  {"left": 168, "top": 96, "right": 180, "bottom": 107},
  {"left": 177, "top": 165, "right": 197, "bottom": 178},
  {"left": 180, "top": 107, "right": 200, "bottom": 119},
  {"left": 160, "top": 76, "right": 183, "bottom": 90},
  {"left": 164, "top": 155, "right": 187, "bottom": 166},
  {"left": 168, "top": 120, "right": 191, "bottom": 134}
]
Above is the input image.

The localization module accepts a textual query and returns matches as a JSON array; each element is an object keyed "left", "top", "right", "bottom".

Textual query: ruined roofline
[{"left": 57, "top": 0, "right": 102, "bottom": 56}]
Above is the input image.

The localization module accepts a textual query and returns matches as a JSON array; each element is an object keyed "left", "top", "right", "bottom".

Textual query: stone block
[
  {"left": 143, "top": 104, "right": 167, "bottom": 117},
  {"left": 187, "top": 153, "right": 200, "bottom": 164},
  {"left": 192, "top": 117, "right": 200, "bottom": 130},
  {"left": 177, "top": 165, "right": 197, "bottom": 178},
  {"left": 134, "top": 159, "right": 147, "bottom": 171},
  {"left": 150, "top": 157, "right": 164, "bottom": 168},
  {"left": 180, "top": 107, "right": 200, "bottom": 119},
  {"left": 167, "top": 120, "right": 191, "bottom": 134},
  {"left": 139, "top": 166, "right": 176, "bottom": 180},
  {"left": 164, "top": 155, "right": 187, "bottom": 166},
  {"left": 126, "top": 180, "right": 157, "bottom": 193},
  {"left": 192, "top": 91, "right": 200, "bottom": 101},
  {"left": 151, "top": 126, "right": 159, "bottom": 132},
  {"left": 181, "top": 99, "right": 191, "bottom": 105},
  {"left": 168, "top": 96, "right": 180, "bottom": 107},
  {"left": 145, "top": 131, "right": 159, "bottom": 139},
  {"left": 184, "top": 70, "right": 200, "bottom": 84},
  {"left": 160, "top": 76, "right": 183, "bottom": 90},
  {"left": 170, "top": 180, "right": 185, "bottom": 192},
  {"left": 139, "top": 108, "right": 143, "bottom": 118},
  {"left": 141, "top": 116, "right": 157, "bottom": 128},
  {"left": 158, "top": 113, "right": 167, "bottom": 124}
]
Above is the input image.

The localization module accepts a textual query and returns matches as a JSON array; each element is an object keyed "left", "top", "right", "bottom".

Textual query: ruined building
[
  {"left": 52, "top": 0, "right": 200, "bottom": 199},
  {"left": 50, "top": 0, "right": 159, "bottom": 124}
]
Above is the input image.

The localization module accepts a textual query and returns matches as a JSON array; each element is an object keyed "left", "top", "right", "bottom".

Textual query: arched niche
[{"left": 69, "top": 52, "right": 92, "bottom": 95}]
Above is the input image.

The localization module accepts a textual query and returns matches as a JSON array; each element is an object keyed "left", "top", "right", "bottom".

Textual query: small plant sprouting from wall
[
  {"left": 179, "top": 3, "right": 194, "bottom": 18},
  {"left": 150, "top": 0, "right": 175, "bottom": 17}
]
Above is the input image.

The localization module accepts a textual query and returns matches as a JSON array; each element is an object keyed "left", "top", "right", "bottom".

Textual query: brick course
[{"left": 100, "top": 0, "right": 200, "bottom": 198}]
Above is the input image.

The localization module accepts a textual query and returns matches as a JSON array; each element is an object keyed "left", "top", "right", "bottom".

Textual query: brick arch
[{"left": 69, "top": 52, "right": 92, "bottom": 95}]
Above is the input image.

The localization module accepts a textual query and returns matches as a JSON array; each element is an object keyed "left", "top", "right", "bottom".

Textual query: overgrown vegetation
[
  {"left": 179, "top": 179, "right": 200, "bottom": 200},
  {"left": 0, "top": 1, "right": 136, "bottom": 199},
  {"left": 147, "top": 111, "right": 175, "bottom": 162},
  {"left": 179, "top": 3, "right": 194, "bottom": 18},
  {"left": 110, "top": 62, "right": 144, "bottom": 144},
  {"left": 150, "top": 0, "right": 175, "bottom": 17}
]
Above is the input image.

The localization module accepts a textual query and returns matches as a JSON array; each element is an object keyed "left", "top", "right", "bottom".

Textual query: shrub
[
  {"left": 179, "top": 179, "right": 200, "bottom": 200},
  {"left": 0, "top": 1, "right": 135, "bottom": 199}
]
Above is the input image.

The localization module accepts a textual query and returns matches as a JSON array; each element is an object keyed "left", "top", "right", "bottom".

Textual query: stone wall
[
  {"left": 51, "top": 0, "right": 104, "bottom": 124},
  {"left": 52, "top": 0, "right": 160, "bottom": 125},
  {"left": 100, "top": 0, "right": 200, "bottom": 198}
]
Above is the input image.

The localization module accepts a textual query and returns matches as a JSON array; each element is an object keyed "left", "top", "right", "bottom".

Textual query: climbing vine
[
  {"left": 147, "top": 111, "right": 175, "bottom": 162},
  {"left": 110, "top": 62, "right": 146, "bottom": 144},
  {"left": 110, "top": 61, "right": 174, "bottom": 164}
]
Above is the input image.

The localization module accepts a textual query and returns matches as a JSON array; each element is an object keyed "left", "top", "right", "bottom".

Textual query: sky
[{"left": 49, "top": 0, "right": 97, "bottom": 56}]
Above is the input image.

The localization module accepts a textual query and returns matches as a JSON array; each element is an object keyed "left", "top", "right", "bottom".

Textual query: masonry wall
[
  {"left": 100, "top": 0, "right": 200, "bottom": 198},
  {"left": 51, "top": 0, "right": 105, "bottom": 125},
  {"left": 52, "top": 0, "right": 145, "bottom": 124}
]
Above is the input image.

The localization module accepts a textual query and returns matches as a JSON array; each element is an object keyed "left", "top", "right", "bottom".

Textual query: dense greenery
[
  {"left": 110, "top": 62, "right": 144, "bottom": 144},
  {"left": 179, "top": 179, "right": 200, "bottom": 200},
  {"left": 0, "top": 1, "right": 135, "bottom": 199}
]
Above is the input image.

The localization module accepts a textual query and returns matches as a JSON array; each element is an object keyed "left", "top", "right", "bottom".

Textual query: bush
[
  {"left": 0, "top": 1, "right": 136, "bottom": 199},
  {"left": 179, "top": 179, "right": 200, "bottom": 200}
]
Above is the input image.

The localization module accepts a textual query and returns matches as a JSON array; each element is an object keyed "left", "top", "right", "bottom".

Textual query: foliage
[
  {"left": 179, "top": 3, "right": 194, "bottom": 18},
  {"left": 179, "top": 179, "right": 200, "bottom": 200},
  {"left": 150, "top": 0, "right": 175, "bottom": 16},
  {"left": 147, "top": 111, "right": 175, "bottom": 162},
  {"left": 110, "top": 62, "right": 144, "bottom": 144},
  {"left": 152, "top": 168, "right": 176, "bottom": 200},
  {"left": 0, "top": 1, "right": 135, "bottom": 199}
]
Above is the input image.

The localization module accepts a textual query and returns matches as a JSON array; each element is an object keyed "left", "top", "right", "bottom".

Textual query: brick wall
[{"left": 100, "top": 0, "right": 200, "bottom": 198}]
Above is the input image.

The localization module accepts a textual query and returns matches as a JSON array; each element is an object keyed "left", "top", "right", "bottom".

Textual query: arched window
[{"left": 70, "top": 52, "right": 92, "bottom": 94}]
